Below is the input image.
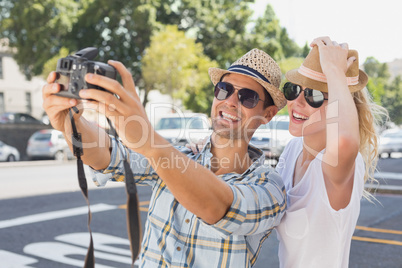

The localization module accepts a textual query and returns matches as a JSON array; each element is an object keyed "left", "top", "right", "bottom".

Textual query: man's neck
[{"left": 209, "top": 134, "right": 253, "bottom": 175}]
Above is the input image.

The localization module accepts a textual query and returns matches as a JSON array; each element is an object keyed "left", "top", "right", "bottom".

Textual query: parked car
[
  {"left": 250, "top": 135, "right": 277, "bottom": 159},
  {"left": 0, "top": 140, "right": 20, "bottom": 162},
  {"left": 155, "top": 113, "right": 212, "bottom": 146},
  {"left": 26, "top": 129, "right": 73, "bottom": 160},
  {"left": 378, "top": 128, "right": 402, "bottom": 158},
  {"left": 0, "top": 112, "right": 43, "bottom": 124},
  {"left": 251, "top": 115, "right": 293, "bottom": 159}
]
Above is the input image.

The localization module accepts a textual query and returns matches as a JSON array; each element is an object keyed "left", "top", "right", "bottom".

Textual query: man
[{"left": 42, "top": 48, "right": 287, "bottom": 267}]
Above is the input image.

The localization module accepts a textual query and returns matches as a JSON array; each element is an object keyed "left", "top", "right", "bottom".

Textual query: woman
[
  {"left": 188, "top": 36, "right": 386, "bottom": 267},
  {"left": 275, "top": 36, "right": 386, "bottom": 267}
]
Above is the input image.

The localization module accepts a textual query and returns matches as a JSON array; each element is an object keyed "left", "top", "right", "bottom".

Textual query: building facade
[{"left": 0, "top": 41, "right": 45, "bottom": 120}]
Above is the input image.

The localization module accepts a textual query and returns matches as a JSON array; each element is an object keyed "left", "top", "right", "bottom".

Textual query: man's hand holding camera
[
  {"left": 80, "top": 60, "right": 158, "bottom": 156},
  {"left": 42, "top": 71, "right": 82, "bottom": 133},
  {"left": 43, "top": 53, "right": 233, "bottom": 223}
]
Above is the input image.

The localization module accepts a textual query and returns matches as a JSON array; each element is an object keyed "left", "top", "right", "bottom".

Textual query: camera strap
[
  {"left": 68, "top": 108, "right": 142, "bottom": 268},
  {"left": 107, "top": 118, "right": 142, "bottom": 266}
]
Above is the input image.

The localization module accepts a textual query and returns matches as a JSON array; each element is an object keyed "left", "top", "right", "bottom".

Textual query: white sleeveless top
[{"left": 275, "top": 137, "right": 364, "bottom": 268}]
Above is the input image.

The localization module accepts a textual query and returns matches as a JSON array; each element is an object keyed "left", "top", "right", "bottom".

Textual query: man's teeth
[
  {"left": 293, "top": 111, "right": 309, "bottom": 120},
  {"left": 222, "top": 112, "right": 240, "bottom": 121}
]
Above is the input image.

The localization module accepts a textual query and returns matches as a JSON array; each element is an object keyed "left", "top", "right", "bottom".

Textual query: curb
[
  {"left": 365, "top": 184, "right": 402, "bottom": 195},
  {"left": 367, "top": 172, "right": 402, "bottom": 195},
  {"left": 0, "top": 160, "right": 75, "bottom": 168}
]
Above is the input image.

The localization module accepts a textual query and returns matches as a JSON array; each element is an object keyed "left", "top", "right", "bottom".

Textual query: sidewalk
[
  {"left": 366, "top": 172, "right": 402, "bottom": 195},
  {"left": 0, "top": 160, "right": 124, "bottom": 200},
  {"left": 2, "top": 161, "right": 402, "bottom": 195}
]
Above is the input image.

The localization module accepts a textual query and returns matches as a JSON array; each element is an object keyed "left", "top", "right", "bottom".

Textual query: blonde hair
[{"left": 353, "top": 88, "right": 389, "bottom": 199}]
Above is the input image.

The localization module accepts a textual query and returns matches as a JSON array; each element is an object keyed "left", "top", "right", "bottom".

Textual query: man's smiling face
[{"left": 211, "top": 73, "right": 270, "bottom": 141}]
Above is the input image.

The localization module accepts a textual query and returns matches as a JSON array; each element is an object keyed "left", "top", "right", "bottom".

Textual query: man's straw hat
[
  {"left": 208, "top": 48, "right": 287, "bottom": 110},
  {"left": 286, "top": 46, "right": 368, "bottom": 92}
]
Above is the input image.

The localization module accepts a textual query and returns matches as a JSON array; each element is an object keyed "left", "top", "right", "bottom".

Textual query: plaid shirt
[{"left": 91, "top": 137, "right": 286, "bottom": 267}]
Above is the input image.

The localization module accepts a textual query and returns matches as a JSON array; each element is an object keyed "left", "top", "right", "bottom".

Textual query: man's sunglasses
[
  {"left": 214, "top": 81, "right": 263, "bottom": 109},
  {"left": 283, "top": 82, "right": 328, "bottom": 108}
]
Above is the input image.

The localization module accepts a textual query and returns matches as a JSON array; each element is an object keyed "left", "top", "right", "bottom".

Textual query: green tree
[
  {"left": 248, "top": 4, "right": 301, "bottom": 61},
  {"left": 301, "top": 43, "right": 310, "bottom": 58},
  {"left": 174, "top": 0, "right": 254, "bottom": 68},
  {"left": 0, "top": 0, "right": 158, "bottom": 80},
  {"left": 364, "top": 57, "right": 390, "bottom": 79},
  {"left": 2, "top": 0, "right": 301, "bottom": 112},
  {"left": 278, "top": 57, "right": 304, "bottom": 83},
  {"left": 67, "top": 0, "right": 159, "bottom": 82},
  {"left": 179, "top": 55, "right": 217, "bottom": 115},
  {"left": 0, "top": 0, "right": 87, "bottom": 79},
  {"left": 142, "top": 25, "right": 217, "bottom": 112},
  {"left": 1, "top": 0, "right": 299, "bottom": 78},
  {"left": 383, "top": 75, "right": 402, "bottom": 124},
  {"left": 41, "top": 47, "right": 70, "bottom": 80},
  {"left": 363, "top": 57, "right": 389, "bottom": 104}
]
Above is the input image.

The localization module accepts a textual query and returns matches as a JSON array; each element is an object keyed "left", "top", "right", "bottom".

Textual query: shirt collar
[{"left": 200, "top": 136, "right": 265, "bottom": 176}]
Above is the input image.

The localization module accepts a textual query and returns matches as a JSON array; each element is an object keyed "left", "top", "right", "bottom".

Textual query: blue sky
[{"left": 252, "top": 0, "right": 402, "bottom": 63}]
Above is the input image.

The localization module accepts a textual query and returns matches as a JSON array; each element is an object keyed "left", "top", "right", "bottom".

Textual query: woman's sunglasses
[
  {"left": 214, "top": 81, "right": 263, "bottom": 109},
  {"left": 283, "top": 82, "right": 328, "bottom": 108}
]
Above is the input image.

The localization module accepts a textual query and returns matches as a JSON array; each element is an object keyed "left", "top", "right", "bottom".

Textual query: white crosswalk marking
[
  {"left": 0, "top": 250, "right": 38, "bottom": 268},
  {"left": 0, "top": 203, "right": 117, "bottom": 229}
]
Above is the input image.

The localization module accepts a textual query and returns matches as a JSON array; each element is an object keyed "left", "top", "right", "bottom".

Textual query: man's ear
[{"left": 262, "top": 105, "right": 278, "bottom": 124}]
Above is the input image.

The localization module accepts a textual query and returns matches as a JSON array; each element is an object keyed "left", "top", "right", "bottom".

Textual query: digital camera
[{"left": 55, "top": 47, "right": 117, "bottom": 99}]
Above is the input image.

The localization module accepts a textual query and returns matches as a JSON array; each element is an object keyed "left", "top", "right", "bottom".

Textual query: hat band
[
  {"left": 228, "top": 65, "right": 271, "bottom": 84},
  {"left": 298, "top": 65, "right": 359, "bottom": 86}
]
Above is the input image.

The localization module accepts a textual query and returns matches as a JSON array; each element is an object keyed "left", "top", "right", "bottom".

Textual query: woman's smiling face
[{"left": 287, "top": 85, "right": 329, "bottom": 138}]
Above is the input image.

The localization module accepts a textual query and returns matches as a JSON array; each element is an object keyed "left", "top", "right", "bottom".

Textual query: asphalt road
[{"left": 0, "top": 160, "right": 402, "bottom": 267}]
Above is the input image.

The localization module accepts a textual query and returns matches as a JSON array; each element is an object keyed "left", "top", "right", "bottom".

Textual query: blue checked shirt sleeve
[
  {"left": 208, "top": 168, "right": 286, "bottom": 237},
  {"left": 90, "top": 136, "right": 159, "bottom": 187}
]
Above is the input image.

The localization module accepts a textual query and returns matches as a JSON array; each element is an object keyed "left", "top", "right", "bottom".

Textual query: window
[
  {"left": 25, "top": 92, "right": 32, "bottom": 114},
  {"left": 0, "top": 92, "right": 4, "bottom": 114},
  {"left": 0, "top": 57, "right": 3, "bottom": 79}
]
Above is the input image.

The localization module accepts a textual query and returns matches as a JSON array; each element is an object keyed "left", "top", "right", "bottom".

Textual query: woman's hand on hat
[{"left": 310, "top": 36, "right": 355, "bottom": 77}]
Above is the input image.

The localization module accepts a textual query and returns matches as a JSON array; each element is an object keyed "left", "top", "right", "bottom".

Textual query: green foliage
[
  {"left": 366, "top": 78, "right": 385, "bottom": 104},
  {"left": 174, "top": 0, "right": 255, "bottom": 68},
  {"left": 67, "top": 0, "right": 159, "bottom": 82},
  {"left": 142, "top": 25, "right": 197, "bottom": 95},
  {"left": 363, "top": 57, "right": 390, "bottom": 80},
  {"left": 142, "top": 25, "right": 217, "bottom": 114},
  {"left": 382, "top": 76, "right": 402, "bottom": 124},
  {"left": 179, "top": 56, "right": 216, "bottom": 115},
  {"left": 248, "top": 4, "right": 301, "bottom": 61},
  {"left": 278, "top": 57, "right": 304, "bottom": 81},
  {"left": 363, "top": 57, "right": 390, "bottom": 104},
  {"left": 41, "top": 47, "right": 70, "bottom": 79},
  {"left": 301, "top": 43, "right": 310, "bottom": 57},
  {"left": 0, "top": 0, "right": 86, "bottom": 79},
  {"left": 1, "top": 0, "right": 305, "bottom": 113},
  {"left": 363, "top": 57, "right": 402, "bottom": 123}
]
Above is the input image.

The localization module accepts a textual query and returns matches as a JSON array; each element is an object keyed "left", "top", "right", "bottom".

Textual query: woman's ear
[{"left": 262, "top": 105, "right": 278, "bottom": 124}]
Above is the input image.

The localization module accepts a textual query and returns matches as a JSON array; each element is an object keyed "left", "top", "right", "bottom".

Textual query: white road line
[{"left": 0, "top": 203, "right": 117, "bottom": 229}]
